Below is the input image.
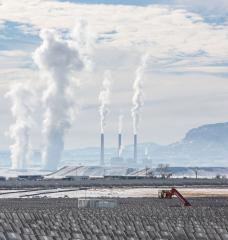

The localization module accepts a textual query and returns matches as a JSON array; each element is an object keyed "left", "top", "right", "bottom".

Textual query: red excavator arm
[
  {"left": 158, "top": 188, "right": 191, "bottom": 207},
  {"left": 170, "top": 188, "right": 191, "bottom": 207}
]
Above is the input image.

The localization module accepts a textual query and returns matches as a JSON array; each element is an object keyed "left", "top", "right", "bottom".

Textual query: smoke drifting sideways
[
  {"left": 99, "top": 70, "right": 112, "bottom": 134},
  {"left": 6, "top": 83, "right": 35, "bottom": 169},
  {"left": 33, "top": 28, "right": 86, "bottom": 171},
  {"left": 72, "top": 19, "right": 94, "bottom": 72},
  {"left": 131, "top": 54, "right": 149, "bottom": 135}
]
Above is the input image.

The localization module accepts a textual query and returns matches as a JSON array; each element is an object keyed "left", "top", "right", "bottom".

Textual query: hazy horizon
[{"left": 1, "top": 0, "right": 228, "bottom": 169}]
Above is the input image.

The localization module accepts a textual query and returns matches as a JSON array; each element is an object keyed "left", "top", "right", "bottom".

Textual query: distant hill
[
  {"left": 155, "top": 122, "right": 228, "bottom": 166},
  {"left": 184, "top": 122, "right": 228, "bottom": 143},
  {"left": 59, "top": 122, "right": 228, "bottom": 167},
  {"left": 1, "top": 122, "right": 228, "bottom": 168}
]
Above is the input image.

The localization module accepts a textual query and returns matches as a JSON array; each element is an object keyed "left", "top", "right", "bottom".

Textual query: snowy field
[
  {"left": 1, "top": 166, "right": 228, "bottom": 179},
  {"left": 1, "top": 187, "right": 228, "bottom": 198},
  {"left": 0, "top": 168, "right": 50, "bottom": 178}
]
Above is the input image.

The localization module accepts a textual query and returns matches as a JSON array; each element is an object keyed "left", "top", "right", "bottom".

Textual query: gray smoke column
[
  {"left": 131, "top": 54, "right": 148, "bottom": 134},
  {"left": 98, "top": 71, "right": 111, "bottom": 165},
  {"left": 34, "top": 28, "right": 85, "bottom": 171},
  {"left": 6, "top": 82, "right": 34, "bottom": 169}
]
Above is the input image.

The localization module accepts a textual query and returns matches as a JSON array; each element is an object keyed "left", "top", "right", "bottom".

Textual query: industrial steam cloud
[
  {"left": 7, "top": 22, "right": 90, "bottom": 171},
  {"left": 34, "top": 29, "right": 85, "bottom": 171},
  {"left": 131, "top": 55, "right": 148, "bottom": 162},
  {"left": 6, "top": 83, "right": 35, "bottom": 169},
  {"left": 98, "top": 70, "right": 112, "bottom": 166},
  {"left": 7, "top": 22, "right": 148, "bottom": 171}
]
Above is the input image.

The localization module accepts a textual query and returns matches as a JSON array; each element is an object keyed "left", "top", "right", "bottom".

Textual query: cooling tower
[
  {"left": 100, "top": 133, "right": 104, "bottom": 166},
  {"left": 118, "top": 133, "right": 122, "bottom": 157},
  {"left": 134, "top": 134, "right": 137, "bottom": 163}
]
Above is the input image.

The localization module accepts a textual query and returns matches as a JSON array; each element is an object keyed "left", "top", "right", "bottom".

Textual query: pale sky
[{"left": 0, "top": 0, "right": 228, "bottom": 150}]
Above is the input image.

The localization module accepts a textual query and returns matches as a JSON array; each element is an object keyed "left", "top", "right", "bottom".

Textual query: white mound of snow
[
  {"left": 46, "top": 166, "right": 133, "bottom": 178},
  {"left": 0, "top": 168, "right": 50, "bottom": 178}
]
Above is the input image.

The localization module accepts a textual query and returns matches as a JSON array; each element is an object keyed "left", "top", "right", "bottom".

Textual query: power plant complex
[
  {"left": 2, "top": 2, "right": 228, "bottom": 240},
  {"left": 100, "top": 131, "right": 139, "bottom": 167}
]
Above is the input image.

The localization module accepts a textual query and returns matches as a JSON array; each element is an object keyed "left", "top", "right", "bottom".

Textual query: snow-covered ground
[
  {"left": 46, "top": 166, "right": 132, "bottom": 178},
  {"left": 47, "top": 166, "right": 228, "bottom": 178},
  {"left": 0, "top": 168, "right": 50, "bottom": 178},
  {"left": 1, "top": 166, "right": 228, "bottom": 179},
  {"left": 0, "top": 188, "right": 77, "bottom": 198},
  {"left": 1, "top": 187, "right": 228, "bottom": 198}
]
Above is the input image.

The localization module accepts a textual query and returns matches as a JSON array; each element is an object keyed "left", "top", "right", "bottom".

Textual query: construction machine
[{"left": 158, "top": 187, "right": 191, "bottom": 207}]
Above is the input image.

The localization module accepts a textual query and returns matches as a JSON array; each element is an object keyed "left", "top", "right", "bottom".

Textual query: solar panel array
[{"left": 0, "top": 197, "right": 227, "bottom": 239}]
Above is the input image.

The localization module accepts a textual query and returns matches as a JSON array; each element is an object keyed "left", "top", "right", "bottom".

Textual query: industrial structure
[
  {"left": 118, "top": 133, "right": 122, "bottom": 157},
  {"left": 100, "top": 133, "right": 104, "bottom": 166},
  {"left": 99, "top": 114, "right": 140, "bottom": 166},
  {"left": 78, "top": 198, "right": 117, "bottom": 208},
  {"left": 134, "top": 134, "right": 137, "bottom": 163}
]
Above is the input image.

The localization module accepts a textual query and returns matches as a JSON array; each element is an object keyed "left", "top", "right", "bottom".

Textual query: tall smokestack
[
  {"left": 134, "top": 134, "right": 137, "bottom": 163},
  {"left": 118, "top": 113, "right": 123, "bottom": 157},
  {"left": 100, "top": 133, "right": 104, "bottom": 166},
  {"left": 131, "top": 55, "right": 148, "bottom": 165},
  {"left": 118, "top": 133, "right": 122, "bottom": 157}
]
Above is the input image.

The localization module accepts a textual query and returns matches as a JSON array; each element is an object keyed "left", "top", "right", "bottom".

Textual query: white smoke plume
[
  {"left": 118, "top": 113, "right": 123, "bottom": 134},
  {"left": 6, "top": 82, "right": 34, "bottom": 169},
  {"left": 131, "top": 54, "right": 149, "bottom": 134},
  {"left": 33, "top": 28, "right": 85, "bottom": 171},
  {"left": 118, "top": 145, "right": 124, "bottom": 158},
  {"left": 99, "top": 70, "right": 112, "bottom": 134},
  {"left": 72, "top": 19, "right": 94, "bottom": 71}
]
